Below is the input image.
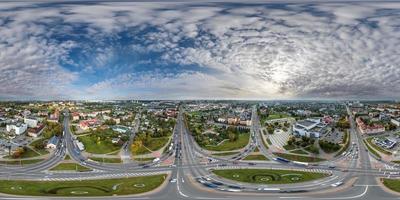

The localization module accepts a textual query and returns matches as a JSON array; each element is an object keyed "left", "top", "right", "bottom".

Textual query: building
[
  {"left": 373, "top": 137, "right": 397, "bottom": 149},
  {"left": 391, "top": 118, "right": 400, "bottom": 127},
  {"left": 24, "top": 117, "right": 38, "bottom": 128},
  {"left": 111, "top": 125, "right": 130, "bottom": 134},
  {"left": 75, "top": 140, "right": 85, "bottom": 151},
  {"left": 79, "top": 119, "right": 99, "bottom": 130},
  {"left": 292, "top": 118, "right": 323, "bottom": 138},
  {"left": 71, "top": 112, "right": 80, "bottom": 121},
  {"left": 356, "top": 117, "right": 385, "bottom": 135},
  {"left": 27, "top": 124, "right": 45, "bottom": 137},
  {"left": 6, "top": 123, "right": 28, "bottom": 135},
  {"left": 48, "top": 110, "right": 60, "bottom": 123},
  {"left": 46, "top": 136, "right": 59, "bottom": 149}
]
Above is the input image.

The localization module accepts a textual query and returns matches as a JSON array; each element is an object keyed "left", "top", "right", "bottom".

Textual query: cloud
[{"left": 0, "top": 2, "right": 399, "bottom": 100}]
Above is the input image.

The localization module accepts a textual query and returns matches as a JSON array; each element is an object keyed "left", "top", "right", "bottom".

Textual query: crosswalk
[
  {"left": 384, "top": 164, "right": 398, "bottom": 170},
  {"left": 39, "top": 171, "right": 168, "bottom": 181},
  {"left": 210, "top": 165, "right": 332, "bottom": 174},
  {"left": 268, "top": 131, "right": 290, "bottom": 148}
]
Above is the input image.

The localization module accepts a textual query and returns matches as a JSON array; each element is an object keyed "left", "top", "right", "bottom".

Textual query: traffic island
[
  {"left": 212, "top": 169, "right": 328, "bottom": 184},
  {"left": 0, "top": 175, "right": 167, "bottom": 196}
]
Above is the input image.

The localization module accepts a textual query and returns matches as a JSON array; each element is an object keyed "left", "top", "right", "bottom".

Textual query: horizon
[{"left": 1, "top": 1, "right": 399, "bottom": 100}]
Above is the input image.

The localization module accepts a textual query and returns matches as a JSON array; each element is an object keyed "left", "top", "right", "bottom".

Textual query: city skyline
[{"left": 1, "top": 1, "right": 399, "bottom": 100}]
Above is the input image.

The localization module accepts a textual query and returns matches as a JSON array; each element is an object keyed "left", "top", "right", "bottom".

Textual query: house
[
  {"left": 48, "top": 110, "right": 60, "bottom": 123},
  {"left": 391, "top": 118, "right": 400, "bottom": 127},
  {"left": 72, "top": 112, "right": 80, "bottom": 121},
  {"left": 24, "top": 117, "right": 38, "bottom": 128},
  {"left": 356, "top": 117, "right": 385, "bottom": 135},
  {"left": 6, "top": 123, "right": 28, "bottom": 135},
  {"left": 27, "top": 124, "right": 45, "bottom": 137},
  {"left": 79, "top": 119, "right": 99, "bottom": 130},
  {"left": 46, "top": 136, "right": 59, "bottom": 149}
]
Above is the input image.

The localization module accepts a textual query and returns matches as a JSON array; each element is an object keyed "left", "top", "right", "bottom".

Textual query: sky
[{"left": 0, "top": 1, "right": 399, "bottom": 100}]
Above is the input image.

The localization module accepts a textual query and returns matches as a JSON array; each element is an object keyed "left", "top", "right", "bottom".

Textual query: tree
[{"left": 131, "top": 140, "right": 143, "bottom": 155}]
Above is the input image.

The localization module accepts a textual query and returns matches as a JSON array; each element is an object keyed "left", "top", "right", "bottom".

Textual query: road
[{"left": 0, "top": 107, "right": 399, "bottom": 199}]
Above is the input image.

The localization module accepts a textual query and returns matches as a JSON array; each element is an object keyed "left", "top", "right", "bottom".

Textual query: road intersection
[{"left": 0, "top": 108, "right": 399, "bottom": 199}]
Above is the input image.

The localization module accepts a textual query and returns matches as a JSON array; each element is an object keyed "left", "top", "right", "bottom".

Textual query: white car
[
  {"left": 170, "top": 178, "right": 177, "bottom": 183},
  {"left": 331, "top": 181, "right": 343, "bottom": 187}
]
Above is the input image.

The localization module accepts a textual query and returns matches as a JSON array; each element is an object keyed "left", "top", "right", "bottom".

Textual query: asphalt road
[{"left": 0, "top": 107, "right": 399, "bottom": 199}]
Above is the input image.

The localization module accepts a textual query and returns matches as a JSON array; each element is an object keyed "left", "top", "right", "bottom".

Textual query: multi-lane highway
[{"left": 0, "top": 107, "right": 399, "bottom": 199}]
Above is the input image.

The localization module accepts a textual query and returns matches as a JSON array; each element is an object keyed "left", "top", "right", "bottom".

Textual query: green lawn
[
  {"left": 89, "top": 157, "right": 121, "bottom": 163},
  {"left": 283, "top": 144, "right": 296, "bottom": 151},
  {"left": 50, "top": 163, "right": 91, "bottom": 172},
  {"left": 366, "top": 138, "right": 392, "bottom": 155},
  {"left": 4, "top": 148, "right": 42, "bottom": 159},
  {"left": 0, "top": 159, "right": 44, "bottom": 165},
  {"left": 78, "top": 135, "right": 121, "bottom": 154},
  {"left": 273, "top": 153, "right": 325, "bottom": 162},
  {"left": 204, "top": 133, "right": 250, "bottom": 151},
  {"left": 213, "top": 169, "right": 327, "bottom": 184},
  {"left": 243, "top": 154, "right": 269, "bottom": 161},
  {"left": 145, "top": 137, "right": 169, "bottom": 151},
  {"left": 133, "top": 157, "right": 156, "bottom": 162},
  {"left": 290, "top": 149, "right": 309, "bottom": 155},
  {"left": 212, "top": 152, "right": 239, "bottom": 156},
  {"left": 0, "top": 175, "right": 166, "bottom": 196},
  {"left": 132, "top": 145, "right": 151, "bottom": 155},
  {"left": 363, "top": 139, "right": 381, "bottom": 159},
  {"left": 266, "top": 113, "right": 290, "bottom": 120},
  {"left": 383, "top": 178, "right": 400, "bottom": 193}
]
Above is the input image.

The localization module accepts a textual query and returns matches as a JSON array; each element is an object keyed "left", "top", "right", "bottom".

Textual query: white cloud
[{"left": 0, "top": 2, "right": 399, "bottom": 100}]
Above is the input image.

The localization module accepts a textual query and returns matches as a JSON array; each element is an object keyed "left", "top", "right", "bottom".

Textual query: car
[
  {"left": 331, "top": 181, "right": 343, "bottom": 187},
  {"left": 170, "top": 178, "right": 177, "bottom": 183},
  {"left": 248, "top": 162, "right": 256, "bottom": 166}
]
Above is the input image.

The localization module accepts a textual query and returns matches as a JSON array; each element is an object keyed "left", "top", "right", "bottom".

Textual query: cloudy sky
[{"left": 0, "top": 1, "right": 399, "bottom": 100}]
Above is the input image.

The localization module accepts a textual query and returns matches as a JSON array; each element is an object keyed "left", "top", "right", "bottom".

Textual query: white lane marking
[
  {"left": 318, "top": 185, "right": 369, "bottom": 200},
  {"left": 177, "top": 173, "right": 189, "bottom": 198}
]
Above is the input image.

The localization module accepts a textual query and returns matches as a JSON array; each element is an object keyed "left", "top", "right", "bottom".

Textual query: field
[
  {"left": 204, "top": 133, "right": 249, "bottom": 151},
  {"left": 89, "top": 157, "right": 122, "bottom": 163},
  {"left": 212, "top": 152, "right": 239, "bottom": 156},
  {"left": 243, "top": 154, "right": 269, "bottom": 161},
  {"left": 50, "top": 163, "right": 91, "bottom": 172},
  {"left": 213, "top": 169, "right": 327, "bottom": 184},
  {"left": 290, "top": 149, "right": 309, "bottom": 155},
  {"left": 0, "top": 175, "right": 166, "bottom": 196},
  {"left": 145, "top": 137, "right": 170, "bottom": 151},
  {"left": 382, "top": 178, "right": 400, "bottom": 193},
  {"left": 78, "top": 135, "right": 120, "bottom": 154},
  {"left": 273, "top": 152, "right": 326, "bottom": 162}
]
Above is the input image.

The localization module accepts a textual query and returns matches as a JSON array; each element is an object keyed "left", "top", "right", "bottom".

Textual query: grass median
[
  {"left": 50, "top": 163, "right": 92, "bottom": 172},
  {"left": 382, "top": 178, "right": 400, "bottom": 193},
  {"left": 243, "top": 154, "right": 269, "bottom": 161},
  {"left": 0, "top": 175, "right": 167, "bottom": 196},
  {"left": 273, "top": 152, "right": 325, "bottom": 162},
  {"left": 212, "top": 169, "right": 328, "bottom": 184}
]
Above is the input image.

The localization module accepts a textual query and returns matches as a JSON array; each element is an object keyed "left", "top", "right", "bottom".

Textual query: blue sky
[{"left": 0, "top": 1, "right": 399, "bottom": 100}]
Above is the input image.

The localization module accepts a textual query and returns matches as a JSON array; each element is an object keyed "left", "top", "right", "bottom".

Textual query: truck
[{"left": 292, "top": 161, "right": 309, "bottom": 166}]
